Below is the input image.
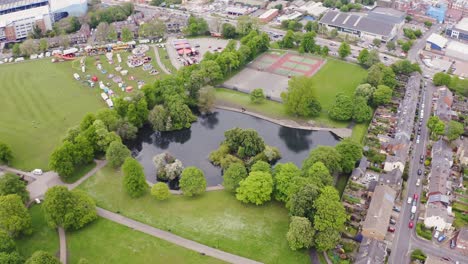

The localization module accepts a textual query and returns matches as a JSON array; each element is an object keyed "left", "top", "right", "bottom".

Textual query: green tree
[
  {"left": 427, "top": 116, "right": 446, "bottom": 139},
  {"left": 25, "top": 251, "right": 60, "bottom": 264},
  {"left": 273, "top": 163, "right": 301, "bottom": 202},
  {"left": 115, "top": 119, "right": 138, "bottom": 140},
  {"left": 354, "top": 83, "right": 375, "bottom": 102},
  {"left": 0, "top": 194, "right": 31, "bottom": 237},
  {"left": 336, "top": 138, "right": 363, "bottom": 173},
  {"left": 106, "top": 141, "right": 131, "bottom": 168},
  {"left": 353, "top": 96, "right": 373, "bottom": 123},
  {"left": 122, "top": 158, "right": 148, "bottom": 198},
  {"left": 0, "top": 173, "right": 29, "bottom": 203},
  {"left": 80, "top": 113, "right": 96, "bottom": 131},
  {"left": 446, "top": 121, "right": 464, "bottom": 141},
  {"left": 338, "top": 42, "right": 351, "bottom": 59},
  {"left": 304, "top": 162, "right": 333, "bottom": 188},
  {"left": 151, "top": 182, "right": 170, "bottom": 201},
  {"left": 300, "top": 32, "right": 317, "bottom": 53},
  {"left": 286, "top": 216, "right": 315, "bottom": 250},
  {"left": 179, "top": 167, "right": 207, "bottom": 196},
  {"left": 372, "top": 85, "right": 393, "bottom": 106},
  {"left": 302, "top": 146, "right": 342, "bottom": 174},
  {"left": 381, "top": 66, "right": 397, "bottom": 89},
  {"left": 39, "top": 39, "right": 48, "bottom": 52},
  {"left": 12, "top": 43, "right": 21, "bottom": 57},
  {"left": 357, "top": 48, "right": 369, "bottom": 66},
  {"left": 43, "top": 186, "right": 97, "bottom": 230},
  {"left": 364, "top": 50, "right": 381, "bottom": 68},
  {"left": 236, "top": 171, "right": 273, "bottom": 205},
  {"left": 401, "top": 41, "right": 412, "bottom": 53},
  {"left": 121, "top": 27, "right": 133, "bottom": 42},
  {"left": 236, "top": 16, "right": 259, "bottom": 36},
  {"left": 138, "top": 19, "right": 166, "bottom": 38},
  {"left": 250, "top": 88, "right": 265, "bottom": 104},
  {"left": 0, "top": 231, "right": 16, "bottom": 253},
  {"left": 223, "top": 163, "right": 247, "bottom": 192},
  {"left": 386, "top": 40, "right": 396, "bottom": 51},
  {"left": 433, "top": 72, "right": 452, "bottom": 86},
  {"left": 288, "top": 184, "right": 319, "bottom": 220},
  {"left": 313, "top": 186, "right": 347, "bottom": 251},
  {"left": 185, "top": 15, "right": 209, "bottom": 36},
  {"left": 250, "top": 160, "right": 271, "bottom": 173},
  {"left": 281, "top": 76, "right": 322, "bottom": 117},
  {"left": 373, "top": 38, "right": 381, "bottom": 47},
  {"left": 424, "top": 21, "right": 433, "bottom": 27},
  {"left": 221, "top": 23, "right": 237, "bottom": 39},
  {"left": 329, "top": 93, "right": 354, "bottom": 121},
  {"left": 281, "top": 30, "right": 295, "bottom": 48},
  {"left": 0, "top": 251, "right": 23, "bottom": 264},
  {"left": 0, "top": 142, "right": 13, "bottom": 164},
  {"left": 198, "top": 86, "right": 216, "bottom": 113},
  {"left": 49, "top": 141, "right": 75, "bottom": 179},
  {"left": 96, "top": 109, "right": 120, "bottom": 131},
  {"left": 367, "top": 63, "right": 384, "bottom": 87},
  {"left": 321, "top": 46, "right": 329, "bottom": 57}
]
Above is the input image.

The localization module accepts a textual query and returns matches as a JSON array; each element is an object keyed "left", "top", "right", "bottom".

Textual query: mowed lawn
[
  {"left": 78, "top": 166, "right": 310, "bottom": 264},
  {"left": 0, "top": 59, "right": 103, "bottom": 170},
  {"left": 67, "top": 217, "right": 226, "bottom": 264},
  {"left": 16, "top": 205, "right": 59, "bottom": 259}
]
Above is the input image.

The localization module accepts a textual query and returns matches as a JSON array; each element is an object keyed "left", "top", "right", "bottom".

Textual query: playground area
[{"left": 224, "top": 51, "right": 326, "bottom": 100}]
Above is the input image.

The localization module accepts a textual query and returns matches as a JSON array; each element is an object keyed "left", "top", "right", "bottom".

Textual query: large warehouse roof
[
  {"left": 455, "top": 17, "right": 468, "bottom": 32},
  {"left": 427, "top": 33, "right": 448, "bottom": 48},
  {"left": 446, "top": 41, "right": 468, "bottom": 60},
  {"left": 0, "top": 0, "right": 47, "bottom": 12},
  {"left": 319, "top": 10, "right": 395, "bottom": 37}
]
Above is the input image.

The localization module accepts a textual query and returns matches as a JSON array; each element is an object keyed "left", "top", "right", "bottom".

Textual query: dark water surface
[{"left": 128, "top": 109, "right": 340, "bottom": 187}]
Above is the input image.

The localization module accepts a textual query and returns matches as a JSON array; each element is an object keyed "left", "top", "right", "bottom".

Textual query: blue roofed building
[{"left": 426, "top": 4, "right": 447, "bottom": 23}]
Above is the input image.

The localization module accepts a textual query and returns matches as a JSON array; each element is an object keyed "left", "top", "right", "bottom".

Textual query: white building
[
  {"left": 297, "top": 1, "right": 328, "bottom": 17},
  {"left": 0, "top": 0, "right": 87, "bottom": 42},
  {"left": 445, "top": 41, "right": 468, "bottom": 61},
  {"left": 423, "top": 203, "right": 454, "bottom": 231}
]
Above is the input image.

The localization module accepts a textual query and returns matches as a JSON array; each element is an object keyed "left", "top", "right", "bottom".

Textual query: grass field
[
  {"left": 157, "top": 46, "right": 177, "bottom": 73},
  {"left": 16, "top": 205, "right": 59, "bottom": 259},
  {"left": 77, "top": 165, "right": 310, "bottom": 264},
  {"left": 0, "top": 59, "right": 103, "bottom": 170},
  {"left": 67, "top": 217, "right": 226, "bottom": 264},
  {"left": 62, "top": 161, "right": 96, "bottom": 184}
]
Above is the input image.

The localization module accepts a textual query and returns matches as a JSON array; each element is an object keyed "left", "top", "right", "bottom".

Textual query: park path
[
  {"left": 152, "top": 45, "right": 171, "bottom": 75},
  {"left": 58, "top": 227, "right": 67, "bottom": 264},
  {"left": 66, "top": 160, "right": 107, "bottom": 190},
  {"left": 97, "top": 207, "right": 263, "bottom": 264},
  {"left": 214, "top": 105, "right": 352, "bottom": 138}
]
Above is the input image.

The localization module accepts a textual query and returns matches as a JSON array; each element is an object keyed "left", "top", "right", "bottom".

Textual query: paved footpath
[
  {"left": 58, "top": 227, "right": 67, "bottom": 264},
  {"left": 152, "top": 45, "right": 171, "bottom": 75},
  {"left": 97, "top": 208, "right": 263, "bottom": 264}
]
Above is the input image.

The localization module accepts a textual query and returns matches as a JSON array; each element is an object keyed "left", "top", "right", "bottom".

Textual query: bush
[
  {"left": 151, "top": 182, "right": 170, "bottom": 200},
  {"left": 250, "top": 88, "right": 265, "bottom": 104},
  {"left": 410, "top": 249, "right": 426, "bottom": 261},
  {"left": 236, "top": 171, "right": 273, "bottom": 205},
  {"left": 122, "top": 158, "right": 148, "bottom": 198},
  {"left": 208, "top": 144, "right": 229, "bottom": 166},
  {"left": 179, "top": 167, "right": 206, "bottom": 196},
  {"left": 415, "top": 223, "right": 432, "bottom": 240},
  {"left": 223, "top": 163, "right": 248, "bottom": 192}
]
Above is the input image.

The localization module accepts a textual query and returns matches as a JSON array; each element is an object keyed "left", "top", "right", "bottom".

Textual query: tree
[
  {"left": 0, "top": 142, "right": 13, "bottom": 164},
  {"left": 138, "top": 19, "right": 166, "bottom": 38},
  {"left": 151, "top": 182, "right": 170, "bottom": 200},
  {"left": 43, "top": 186, "right": 97, "bottom": 230},
  {"left": 0, "top": 252, "right": 23, "bottom": 264},
  {"left": 321, "top": 46, "right": 329, "bottom": 57},
  {"left": 274, "top": 163, "right": 300, "bottom": 202},
  {"left": 223, "top": 163, "right": 247, "bottom": 192},
  {"left": 115, "top": 119, "right": 138, "bottom": 140},
  {"left": 313, "top": 186, "right": 347, "bottom": 251},
  {"left": 363, "top": 50, "right": 380, "bottom": 68},
  {"left": 122, "top": 158, "right": 148, "bottom": 198},
  {"left": 300, "top": 32, "right": 317, "bottom": 53},
  {"left": 381, "top": 66, "right": 397, "bottom": 89},
  {"left": 302, "top": 146, "right": 342, "bottom": 174},
  {"left": 386, "top": 40, "right": 396, "bottom": 51},
  {"left": 250, "top": 88, "right": 265, "bottom": 104},
  {"left": 25, "top": 251, "right": 60, "bottom": 264},
  {"left": 121, "top": 27, "right": 133, "bottom": 42},
  {"left": 0, "top": 173, "right": 29, "bottom": 203},
  {"left": 357, "top": 48, "right": 369, "bottom": 66},
  {"left": 95, "top": 22, "right": 111, "bottom": 42},
  {"left": 391, "top": 60, "right": 421, "bottom": 75},
  {"left": 282, "top": 76, "right": 322, "bottom": 117},
  {"left": 401, "top": 41, "right": 412, "bottom": 53},
  {"left": 281, "top": 30, "right": 295, "bottom": 48},
  {"left": 354, "top": 83, "right": 375, "bottom": 102},
  {"left": 221, "top": 23, "right": 237, "bottom": 39},
  {"left": 329, "top": 93, "right": 354, "bottom": 121},
  {"left": 286, "top": 216, "right": 315, "bottom": 250},
  {"left": 179, "top": 167, "right": 206, "bottom": 196},
  {"left": 223, "top": 128, "right": 265, "bottom": 157},
  {"left": 39, "top": 39, "right": 48, "bottom": 52},
  {"left": 336, "top": 138, "right": 363, "bottom": 173},
  {"left": 236, "top": 16, "right": 259, "bottom": 36},
  {"left": 353, "top": 96, "right": 373, "bottom": 123},
  {"left": 289, "top": 184, "right": 319, "bottom": 220},
  {"left": 49, "top": 141, "right": 75, "bottom": 179},
  {"left": 197, "top": 86, "right": 216, "bottom": 113},
  {"left": 0, "top": 194, "right": 31, "bottom": 237},
  {"left": 0, "top": 231, "right": 16, "bottom": 253},
  {"left": 433, "top": 72, "right": 452, "bottom": 86},
  {"left": 427, "top": 116, "right": 445, "bottom": 138},
  {"left": 236, "top": 171, "right": 273, "bottom": 205},
  {"left": 185, "top": 15, "right": 209, "bottom": 36},
  {"left": 106, "top": 141, "right": 131, "bottom": 168},
  {"left": 372, "top": 85, "right": 393, "bottom": 106},
  {"left": 304, "top": 162, "right": 333, "bottom": 188},
  {"left": 373, "top": 38, "right": 381, "bottom": 47},
  {"left": 367, "top": 63, "right": 384, "bottom": 87},
  {"left": 338, "top": 42, "right": 351, "bottom": 59},
  {"left": 12, "top": 43, "right": 21, "bottom": 57},
  {"left": 424, "top": 21, "right": 433, "bottom": 27},
  {"left": 19, "top": 39, "right": 38, "bottom": 56},
  {"left": 446, "top": 121, "right": 464, "bottom": 141}
]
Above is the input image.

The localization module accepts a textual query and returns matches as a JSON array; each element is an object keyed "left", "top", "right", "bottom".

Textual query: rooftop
[
  {"left": 446, "top": 41, "right": 468, "bottom": 58},
  {"left": 427, "top": 33, "right": 448, "bottom": 48},
  {"left": 319, "top": 10, "right": 396, "bottom": 37},
  {"left": 455, "top": 17, "right": 468, "bottom": 32},
  {"left": 459, "top": 227, "right": 468, "bottom": 242},
  {"left": 355, "top": 237, "right": 387, "bottom": 264},
  {"left": 425, "top": 203, "right": 454, "bottom": 224},
  {"left": 362, "top": 185, "right": 396, "bottom": 238},
  {"left": 0, "top": 0, "right": 47, "bottom": 12},
  {"left": 258, "top": 8, "right": 278, "bottom": 19}
]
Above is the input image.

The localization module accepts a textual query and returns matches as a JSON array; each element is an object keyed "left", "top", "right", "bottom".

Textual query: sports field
[
  {"left": 0, "top": 59, "right": 103, "bottom": 170},
  {"left": 249, "top": 51, "right": 325, "bottom": 77}
]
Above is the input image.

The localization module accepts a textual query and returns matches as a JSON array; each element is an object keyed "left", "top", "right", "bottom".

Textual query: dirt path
[
  {"left": 97, "top": 207, "right": 262, "bottom": 264},
  {"left": 152, "top": 45, "right": 171, "bottom": 75}
]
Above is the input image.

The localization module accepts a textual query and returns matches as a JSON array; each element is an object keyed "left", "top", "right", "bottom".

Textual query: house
[
  {"left": 351, "top": 157, "right": 369, "bottom": 180},
  {"left": 435, "top": 87, "right": 454, "bottom": 122},
  {"left": 361, "top": 185, "right": 396, "bottom": 240},
  {"left": 456, "top": 228, "right": 468, "bottom": 255},
  {"left": 424, "top": 202, "right": 454, "bottom": 231},
  {"left": 355, "top": 237, "right": 387, "bottom": 264},
  {"left": 428, "top": 140, "right": 453, "bottom": 196},
  {"left": 456, "top": 138, "right": 468, "bottom": 165},
  {"left": 383, "top": 156, "right": 405, "bottom": 173}
]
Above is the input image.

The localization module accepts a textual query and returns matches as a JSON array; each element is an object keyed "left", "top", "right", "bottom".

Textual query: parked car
[
  {"left": 411, "top": 205, "right": 417, "bottom": 214},
  {"left": 450, "top": 239, "right": 456, "bottom": 249},
  {"left": 393, "top": 206, "right": 401, "bottom": 212},
  {"left": 410, "top": 213, "right": 415, "bottom": 220},
  {"left": 407, "top": 197, "right": 413, "bottom": 204},
  {"left": 434, "top": 230, "right": 440, "bottom": 239},
  {"left": 388, "top": 226, "right": 396, "bottom": 232},
  {"left": 413, "top": 194, "right": 419, "bottom": 201},
  {"left": 32, "top": 169, "right": 43, "bottom": 175},
  {"left": 409, "top": 221, "right": 414, "bottom": 228},
  {"left": 417, "top": 169, "right": 422, "bottom": 175},
  {"left": 390, "top": 218, "right": 396, "bottom": 225},
  {"left": 438, "top": 235, "right": 446, "bottom": 242},
  {"left": 416, "top": 179, "right": 421, "bottom": 186}
]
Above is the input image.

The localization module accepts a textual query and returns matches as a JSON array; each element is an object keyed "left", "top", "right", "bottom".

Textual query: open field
[
  {"left": 0, "top": 59, "right": 103, "bottom": 170},
  {"left": 67, "top": 217, "right": 226, "bottom": 264},
  {"left": 16, "top": 205, "right": 59, "bottom": 259},
  {"left": 77, "top": 165, "right": 310, "bottom": 264}
]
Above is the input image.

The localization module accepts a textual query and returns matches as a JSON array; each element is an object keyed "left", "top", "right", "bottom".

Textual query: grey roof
[
  {"left": 370, "top": 7, "right": 405, "bottom": 21},
  {"left": 425, "top": 203, "right": 454, "bottom": 224},
  {"left": 362, "top": 185, "right": 396, "bottom": 238},
  {"left": 380, "top": 168, "right": 402, "bottom": 186},
  {"left": 429, "top": 140, "right": 453, "bottom": 195},
  {"left": 0, "top": 0, "right": 47, "bottom": 12},
  {"left": 319, "top": 10, "right": 395, "bottom": 37},
  {"left": 427, "top": 193, "right": 450, "bottom": 205},
  {"left": 355, "top": 237, "right": 387, "bottom": 264}
]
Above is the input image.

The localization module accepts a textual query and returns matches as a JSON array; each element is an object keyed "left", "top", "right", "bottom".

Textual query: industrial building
[
  {"left": 319, "top": 9, "right": 403, "bottom": 42},
  {"left": 446, "top": 41, "right": 468, "bottom": 61},
  {"left": 258, "top": 8, "right": 278, "bottom": 23},
  {"left": 426, "top": 3, "right": 447, "bottom": 23},
  {"left": 0, "top": 0, "right": 87, "bottom": 42},
  {"left": 446, "top": 17, "right": 468, "bottom": 41},
  {"left": 426, "top": 33, "right": 448, "bottom": 51}
]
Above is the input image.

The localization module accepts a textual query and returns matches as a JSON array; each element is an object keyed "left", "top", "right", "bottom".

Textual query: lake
[{"left": 128, "top": 109, "right": 340, "bottom": 188}]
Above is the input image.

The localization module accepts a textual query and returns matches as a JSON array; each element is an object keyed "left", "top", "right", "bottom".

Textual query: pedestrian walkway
[
  {"left": 66, "top": 160, "right": 107, "bottom": 190},
  {"left": 152, "top": 45, "right": 171, "bottom": 75},
  {"left": 97, "top": 208, "right": 263, "bottom": 264},
  {"left": 58, "top": 227, "right": 67, "bottom": 264}
]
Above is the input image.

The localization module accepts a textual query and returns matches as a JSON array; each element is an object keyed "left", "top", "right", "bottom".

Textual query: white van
[{"left": 416, "top": 179, "right": 421, "bottom": 186}]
